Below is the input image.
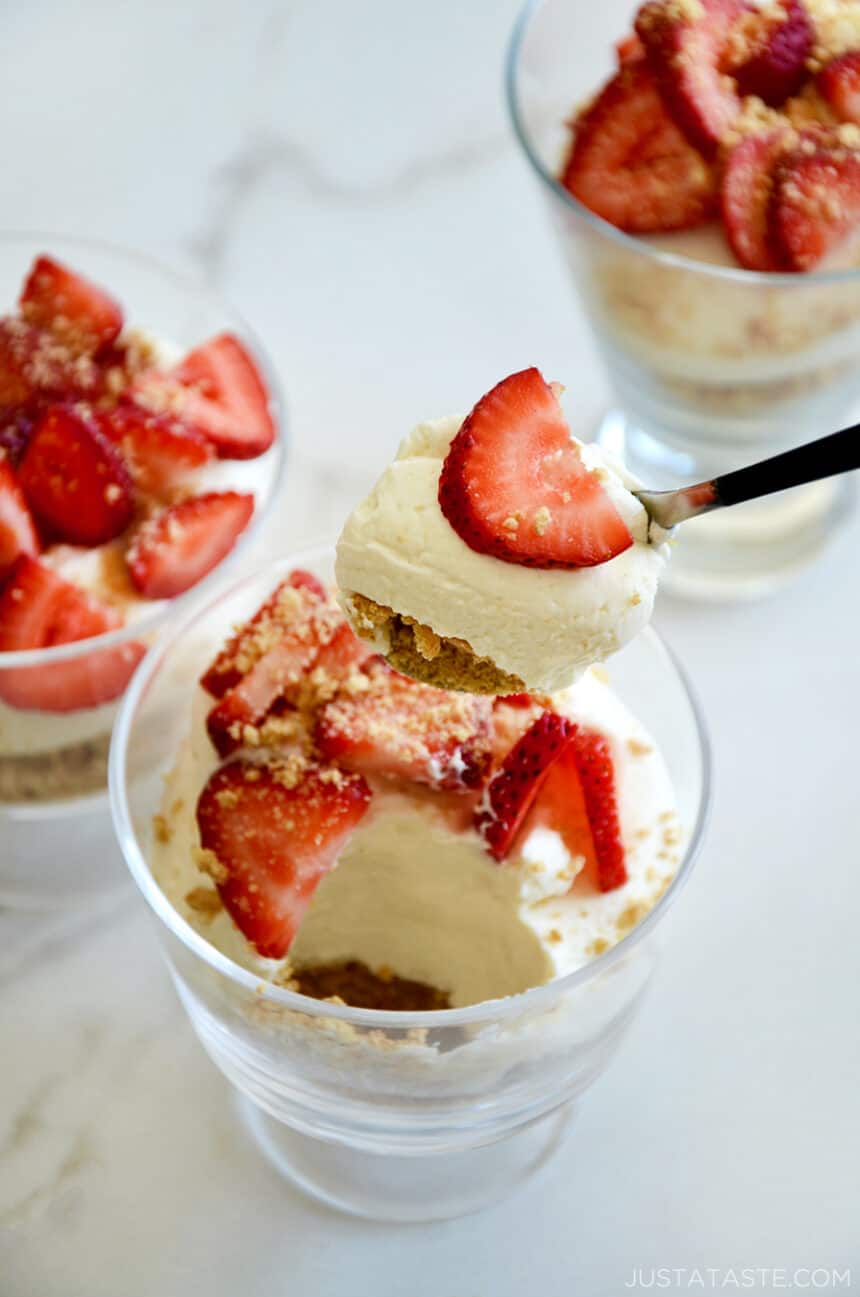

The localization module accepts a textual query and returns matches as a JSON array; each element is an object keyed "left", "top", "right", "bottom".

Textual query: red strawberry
[
  {"left": 730, "top": 0, "right": 813, "bottom": 106},
  {"left": 817, "top": 51, "right": 860, "bottom": 124},
  {"left": 519, "top": 741, "right": 600, "bottom": 880},
  {"left": 18, "top": 405, "right": 134, "bottom": 545},
  {"left": 315, "top": 659, "right": 493, "bottom": 791},
  {"left": 720, "top": 129, "right": 794, "bottom": 270},
  {"left": 438, "top": 368, "right": 634, "bottom": 569},
  {"left": 635, "top": 0, "right": 745, "bottom": 156},
  {"left": 0, "top": 555, "right": 144, "bottom": 711},
  {"left": 136, "top": 333, "right": 275, "bottom": 460},
  {"left": 19, "top": 256, "right": 123, "bottom": 354},
  {"left": 0, "top": 318, "right": 98, "bottom": 406},
  {"left": 200, "top": 570, "right": 327, "bottom": 699},
  {"left": 126, "top": 491, "right": 254, "bottom": 599},
  {"left": 615, "top": 31, "right": 645, "bottom": 64},
  {"left": 769, "top": 141, "right": 860, "bottom": 270},
  {"left": 196, "top": 758, "right": 371, "bottom": 959},
  {"left": 0, "top": 460, "right": 38, "bottom": 578},
  {"left": 561, "top": 59, "right": 717, "bottom": 232},
  {"left": 571, "top": 731, "right": 627, "bottom": 891},
  {"left": 96, "top": 403, "right": 214, "bottom": 497},
  {"left": 476, "top": 711, "right": 577, "bottom": 860},
  {"left": 310, "top": 619, "right": 375, "bottom": 683}
]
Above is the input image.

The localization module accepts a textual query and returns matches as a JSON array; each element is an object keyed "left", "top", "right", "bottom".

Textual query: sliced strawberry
[
  {"left": 817, "top": 51, "right": 860, "bottom": 124},
  {"left": 720, "top": 128, "right": 795, "bottom": 270},
  {"left": 0, "top": 317, "right": 99, "bottom": 406},
  {"left": 18, "top": 405, "right": 134, "bottom": 545},
  {"left": 19, "top": 255, "right": 123, "bottom": 354},
  {"left": 769, "top": 140, "right": 860, "bottom": 270},
  {"left": 126, "top": 491, "right": 254, "bottom": 599},
  {"left": 730, "top": 0, "right": 813, "bottom": 106},
  {"left": 438, "top": 368, "right": 634, "bottom": 569},
  {"left": 635, "top": 0, "right": 745, "bottom": 156},
  {"left": 561, "top": 59, "right": 717, "bottom": 232},
  {"left": 96, "top": 403, "right": 214, "bottom": 497},
  {"left": 476, "top": 711, "right": 577, "bottom": 860},
  {"left": 200, "top": 570, "right": 327, "bottom": 699},
  {"left": 615, "top": 31, "right": 645, "bottom": 64},
  {"left": 519, "top": 741, "right": 600, "bottom": 880},
  {"left": 0, "top": 460, "right": 38, "bottom": 579},
  {"left": 136, "top": 333, "right": 275, "bottom": 461},
  {"left": 196, "top": 758, "right": 371, "bottom": 959},
  {"left": 0, "top": 555, "right": 144, "bottom": 711},
  {"left": 315, "top": 659, "right": 493, "bottom": 791},
  {"left": 310, "top": 619, "right": 375, "bottom": 682},
  {"left": 571, "top": 731, "right": 627, "bottom": 891}
]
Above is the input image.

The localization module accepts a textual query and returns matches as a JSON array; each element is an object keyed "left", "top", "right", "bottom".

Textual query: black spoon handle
[{"left": 715, "top": 423, "right": 860, "bottom": 508}]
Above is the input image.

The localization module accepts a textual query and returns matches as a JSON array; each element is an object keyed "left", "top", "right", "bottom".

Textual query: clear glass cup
[
  {"left": 0, "top": 232, "right": 287, "bottom": 909},
  {"left": 506, "top": 0, "right": 860, "bottom": 599},
  {"left": 109, "top": 546, "right": 710, "bottom": 1223}
]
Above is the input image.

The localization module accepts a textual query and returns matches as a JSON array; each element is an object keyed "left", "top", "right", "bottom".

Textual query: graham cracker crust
[
  {"left": 292, "top": 960, "right": 451, "bottom": 1011},
  {"left": 346, "top": 592, "right": 524, "bottom": 695},
  {"left": 0, "top": 734, "right": 111, "bottom": 803}
]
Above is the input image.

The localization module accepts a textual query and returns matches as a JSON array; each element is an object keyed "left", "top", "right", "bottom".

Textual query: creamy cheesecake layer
[
  {"left": 335, "top": 418, "right": 669, "bottom": 694},
  {"left": 152, "top": 670, "right": 683, "bottom": 1009}
]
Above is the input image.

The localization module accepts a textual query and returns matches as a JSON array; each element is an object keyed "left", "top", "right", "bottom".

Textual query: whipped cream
[
  {"left": 152, "top": 669, "right": 683, "bottom": 1008},
  {"left": 335, "top": 416, "right": 669, "bottom": 694}
]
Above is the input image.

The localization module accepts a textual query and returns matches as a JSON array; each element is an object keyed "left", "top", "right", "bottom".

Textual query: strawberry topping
[
  {"left": 635, "top": 0, "right": 745, "bottom": 157},
  {"left": 19, "top": 255, "right": 123, "bottom": 354},
  {"left": 315, "top": 658, "right": 493, "bottom": 791},
  {"left": 0, "top": 555, "right": 144, "bottom": 711},
  {"left": 196, "top": 758, "right": 371, "bottom": 959},
  {"left": 571, "top": 731, "right": 627, "bottom": 891},
  {"left": 438, "top": 368, "right": 634, "bottom": 569},
  {"left": 730, "top": 0, "right": 813, "bottom": 106},
  {"left": 720, "top": 129, "right": 795, "bottom": 270},
  {"left": 96, "top": 403, "right": 214, "bottom": 497},
  {"left": 769, "top": 139, "right": 860, "bottom": 270},
  {"left": 0, "top": 459, "right": 38, "bottom": 579},
  {"left": 18, "top": 405, "right": 134, "bottom": 545},
  {"left": 476, "top": 711, "right": 577, "bottom": 860},
  {"left": 127, "top": 491, "right": 254, "bottom": 599},
  {"left": 817, "top": 51, "right": 860, "bottom": 124},
  {"left": 561, "top": 59, "right": 717, "bottom": 232}
]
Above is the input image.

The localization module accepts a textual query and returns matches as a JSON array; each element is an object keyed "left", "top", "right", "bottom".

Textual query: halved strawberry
[
  {"left": 126, "top": 491, "right": 254, "bottom": 599},
  {"left": 769, "top": 140, "right": 860, "bottom": 270},
  {"left": 0, "top": 555, "right": 144, "bottom": 711},
  {"left": 571, "top": 731, "right": 627, "bottom": 891},
  {"left": 561, "top": 59, "right": 717, "bottom": 232},
  {"left": 817, "top": 51, "right": 860, "bottom": 124},
  {"left": 18, "top": 405, "right": 134, "bottom": 545},
  {"left": 476, "top": 711, "right": 577, "bottom": 860},
  {"left": 19, "top": 256, "right": 123, "bottom": 354},
  {"left": 315, "top": 659, "right": 493, "bottom": 790},
  {"left": 0, "top": 460, "right": 38, "bottom": 579},
  {"left": 200, "top": 570, "right": 326, "bottom": 699},
  {"left": 720, "top": 129, "right": 795, "bottom": 270},
  {"left": 196, "top": 758, "right": 371, "bottom": 959},
  {"left": 730, "top": 0, "right": 813, "bottom": 106},
  {"left": 518, "top": 741, "right": 600, "bottom": 881},
  {"left": 438, "top": 368, "right": 634, "bottom": 569},
  {"left": 635, "top": 0, "right": 745, "bottom": 156},
  {"left": 136, "top": 333, "right": 275, "bottom": 460},
  {"left": 96, "top": 403, "right": 214, "bottom": 497}
]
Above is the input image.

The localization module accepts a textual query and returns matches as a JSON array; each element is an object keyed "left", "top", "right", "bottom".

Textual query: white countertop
[{"left": 1, "top": 0, "right": 858, "bottom": 1292}]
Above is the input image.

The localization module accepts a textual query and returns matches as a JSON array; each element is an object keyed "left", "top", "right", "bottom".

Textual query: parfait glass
[
  {"left": 0, "top": 232, "right": 287, "bottom": 908},
  {"left": 110, "top": 547, "right": 710, "bottom": 1223},
  {"left": 507, "top": 0, "right": 860, "bottom": 599}
]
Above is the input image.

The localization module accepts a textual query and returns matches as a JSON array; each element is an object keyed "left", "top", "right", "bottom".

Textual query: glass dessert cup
[
  {"left": 0, "top": 232, "right": 287, "bottom": 909},
  {"left": 506, "top": 0, "right": 860, "bottom": 600},
  {"left": 110, "top": 546, "right": 710, "bottom": 1223}
]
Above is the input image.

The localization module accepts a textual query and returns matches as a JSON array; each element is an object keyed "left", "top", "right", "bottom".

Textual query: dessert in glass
[
  {"left": 507, "top": 0, "right": 860, "bottom": 597},
  {"left": 111, "top": 524, "right": 707, "bottom": 1220},
  {"left": 0, "top": 235, "right": 285, "bottom": 908}
]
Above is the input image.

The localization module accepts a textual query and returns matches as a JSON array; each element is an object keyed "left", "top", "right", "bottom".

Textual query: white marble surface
[{"left": 1, "top": 0, "right": 859, "bottom": 1293}]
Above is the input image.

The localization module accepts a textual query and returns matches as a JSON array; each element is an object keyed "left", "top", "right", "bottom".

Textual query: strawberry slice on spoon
[{"left": 438, "top": 368, "right": 634, "bottom": 569}]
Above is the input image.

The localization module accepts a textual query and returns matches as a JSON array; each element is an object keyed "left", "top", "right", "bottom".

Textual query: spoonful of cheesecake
[{"left": 335, "top": 368, "right": 859, "bottom": 697}]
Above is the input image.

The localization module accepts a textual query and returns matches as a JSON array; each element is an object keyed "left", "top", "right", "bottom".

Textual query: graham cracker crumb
[
  {"left": 627, "top": 737, "right": 654, "bottom": 757},
  {"left": 153, "top": 813, "right": 171, "bottom": 844},
  {"left": 587, "top": 936, "right": 610, "bottom": 957},
  {"left": 193, "top": 845, "right": 228, "bottom": 885},
  {"left": 185, "top": 886, "right": 223, "bottom": 920}
]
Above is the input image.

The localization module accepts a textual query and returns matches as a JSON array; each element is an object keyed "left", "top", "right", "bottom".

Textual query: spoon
[{"left": 634, "top": 423, "right": 860, "bottom": 530}]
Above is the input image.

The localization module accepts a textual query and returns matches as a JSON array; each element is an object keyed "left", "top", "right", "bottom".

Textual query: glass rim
[
  {"left": 504, "top": 0, "right": 860, "bottom": 289},
  {"left": 0, "top": 229, "right": 289, "bottom": 667},
  {"left": 109, "top": 545, "right": 713, "bottom": 1031}
]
